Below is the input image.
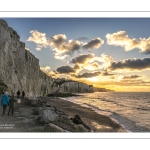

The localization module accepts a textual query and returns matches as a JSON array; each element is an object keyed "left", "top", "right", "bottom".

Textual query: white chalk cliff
[{"left": 0, "top": 19, "right": 93, "bottom": 97}]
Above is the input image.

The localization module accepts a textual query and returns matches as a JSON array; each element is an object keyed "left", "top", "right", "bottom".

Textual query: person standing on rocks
[
  {"left": 17, "top": 90, "right": 20, "bottom": 98},
  {"left": 1, "top": 92, "right": 9, "bottom": 116},
  {"left": 22, "top": 91, "right": 25, "bottom": 98},
  {"left": 8, "top": 95, "right": 17, "bottom": 115}
]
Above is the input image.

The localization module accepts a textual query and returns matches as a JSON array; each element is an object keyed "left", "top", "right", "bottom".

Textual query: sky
[{"left": 2, "top": 18, "right": 150, "bottom": 92}]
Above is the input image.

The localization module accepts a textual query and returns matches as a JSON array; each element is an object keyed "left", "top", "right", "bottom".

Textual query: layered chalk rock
[{"left": 0, "top": 19, "right": 53, "bottom": 97}]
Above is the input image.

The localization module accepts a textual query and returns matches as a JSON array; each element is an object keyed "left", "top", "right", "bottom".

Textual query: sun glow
[{"left": 87, "top": 77, "right": 99, "bottom": 82}]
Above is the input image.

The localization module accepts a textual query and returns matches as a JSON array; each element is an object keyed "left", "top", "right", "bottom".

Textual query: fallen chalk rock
[{"left": 26, "top": 97, "right": 92, "bottom": 132}]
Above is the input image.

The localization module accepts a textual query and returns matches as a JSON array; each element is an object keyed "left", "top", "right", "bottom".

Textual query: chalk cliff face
[
  {"left": 0, "top": 19, "right": 93, "bottom": 97},
  {"left": 0, "top": 19, "right": 53, "bottom": 97},
  {"left": 55, "top": 81, "right": 93, "bottom": 93}
]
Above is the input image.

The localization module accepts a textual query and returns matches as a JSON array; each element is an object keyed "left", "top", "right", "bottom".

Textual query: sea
[{"left": 60, "top": 92, "right": 150, "bottom": 132}]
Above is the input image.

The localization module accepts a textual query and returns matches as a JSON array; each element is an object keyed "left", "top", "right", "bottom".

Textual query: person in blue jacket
[{"left": 1, "top": 92, "right": 9, "bottom": 116}]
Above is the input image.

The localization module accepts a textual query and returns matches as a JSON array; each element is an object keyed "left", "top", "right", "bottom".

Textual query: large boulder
[
  {"left": 34, "top": 109, "right": 59, "bottom": 124},
  {"left": 71, "top": 115, "right": 91, "bottom": 131},
  {"left": 30, "top": 100, "right": 92, "bottom": 132},
  {"left": 72, "top": 114, "right": 84, "bottom": 124}
]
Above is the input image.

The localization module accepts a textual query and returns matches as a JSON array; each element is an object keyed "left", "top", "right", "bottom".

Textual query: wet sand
[{"left": 40, "top": 97, "right": 126, "bottom": 132}]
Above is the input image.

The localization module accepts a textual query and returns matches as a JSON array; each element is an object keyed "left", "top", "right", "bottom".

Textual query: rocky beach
[
  {"left": 0, "top": 19, "right": 127, "bottom": 133},
  {"left": 0, "top": 95, "right": 126, "bottom": 132}
]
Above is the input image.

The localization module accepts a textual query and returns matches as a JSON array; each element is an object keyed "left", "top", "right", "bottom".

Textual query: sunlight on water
[{"left": 61, "top": 92, "right": 150, "bottom": 132}]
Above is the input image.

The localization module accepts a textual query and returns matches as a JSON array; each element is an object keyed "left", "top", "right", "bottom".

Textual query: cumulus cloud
[
  {"left": 40, "top": 54, "right": 113, "bottom": 79},
  {"left": 69, "top": 53, "right": 114, "bottom": 71},
  {"left": 40, "top": 66, "right": 51, "bottom": 73},
  {"left": 27, "top": 32, "right": 81, "bottom": 57},
  {"left": 49, "top": 34, "right": 66, "bottom": 48},
  {"left": 122, "top": 75, "right": 141, "bottom": 79},
  {"left": 100, "top": 53, "right": 114, "bottom": 62},
  {"left": 95, "top": 54, "right": 114, "bottom": 69},
  {"left": 106, "top": 31, "right": 150, "bottom": 54},
  {"left": 101, "top": 71, "right": 114, "bottom": 76},
  {"left": 108, "top": 57, "right": 150, "bottom": 71},
  {"left": 69, "top": 53, "right": 103, "bottom": 71},
  {"left": 54, "top": 53, "right": 68, "bottom": 60},
  {"left": 27, "top": 30, "right": 48, "bottom": 50},
  {"left": 40, "top": 66, "right": 59, "bottom": 77},
  {"left": 29, "top": 32, "right": 82, "bottom": 59},
  {"left": 70, "top": 53, "right": 94, "bottom": 64},
  {"left": 72, "top": 64, "right": 82, "bottom": 73},
  {"left": 27, "top": 30, "right": 104, "bottom": 59},
  {"left": 82, "top": 38, "right": 104, "bottom": 49},
  {"left": 56, "top": 66, "right": 75, "bottom": 74},
  {"left": 83, "top": 54, "right": 113, "bottom": 71},
  {"left": 75, "top": 71, "right": 100, "bottom": 78},
  {"left": 52, "top": 40, "right": 81, "bottom": 59},
  {"left": 83, "top": 62, "right": 101, "bottom": 71},
  {"left": 90, "top": 62, "right": 100, "bottom": 69},
  {"left": 49, "top": 34, "right": 81, "bottom": 54}
]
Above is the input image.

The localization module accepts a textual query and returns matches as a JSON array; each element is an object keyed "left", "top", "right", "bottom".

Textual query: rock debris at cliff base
[{"left": 0, "top": 96, "right": 125, "bottom": 132}]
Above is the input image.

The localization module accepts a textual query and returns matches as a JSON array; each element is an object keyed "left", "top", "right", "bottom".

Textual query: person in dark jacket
[
  {"left": 22, "top": 91, "right": 25, "bottom": 98},
  {"left": 17, "top": 90, "right": 20, "bottom": 98},
  {"left": 1, "top": 92, "right": 9, "bottom": 116},
  {"left": 8, "top": 95, "right": 17, "bottom": 116}
]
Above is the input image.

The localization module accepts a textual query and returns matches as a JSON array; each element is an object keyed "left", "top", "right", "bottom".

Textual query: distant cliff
[
  {"left": 93, "top": 87, "right": 115, "bottom": 92},
  {"left": 60, "top": 81, "right": 93, "bottom": 93},
  {"left": 51, "top": 79, "right": 94, "bottom": 93},
  {"left": 0, "top": 19, "right": 94, "bottom": 97}
]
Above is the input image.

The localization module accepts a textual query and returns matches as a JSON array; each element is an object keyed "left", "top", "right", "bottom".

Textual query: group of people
[
  {"left": 17, "top": 90, "right": 25, "bottom": 98},
  {"left": 1, "top": 90, "right": 25, "bottom": 116}
]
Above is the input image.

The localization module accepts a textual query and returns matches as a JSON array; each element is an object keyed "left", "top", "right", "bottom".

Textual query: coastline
[
  {"left": 40, "top": 96, "right": 126, "bottom": 132},
  {"left": 0, "top": 96, "right": 126, "bottom": 132}
]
